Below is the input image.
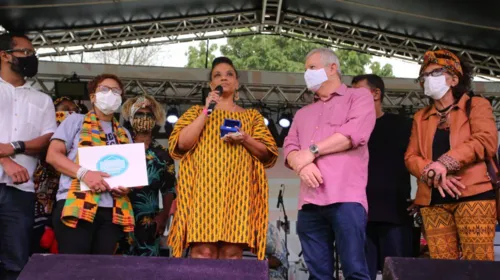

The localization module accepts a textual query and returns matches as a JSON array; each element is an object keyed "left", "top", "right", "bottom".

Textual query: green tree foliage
[
  {"left": 185, "top": 41, "right": 218, "bottom": 68},
  {"left": 335, "top": 49, "right": 372, "bottom": 75},
  {"left": 186, "top": 36, "right": 394, "bottom": 77},
  {"left": 219, "top": 35, "right": 322, "bottom": 72},
  {"left": 369, "top": 61, "right": 394, "bottom": 77}
]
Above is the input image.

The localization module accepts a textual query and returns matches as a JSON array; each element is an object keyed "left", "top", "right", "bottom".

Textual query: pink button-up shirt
[{"left": 283, "top": 84, "right": 376, "bottom": 211}]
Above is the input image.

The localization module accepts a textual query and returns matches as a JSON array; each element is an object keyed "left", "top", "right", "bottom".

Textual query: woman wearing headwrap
[
  {"left": 31, "top": 97, "right": 80, "bottom": 254},
  {"left": 117, "top": 95, "right": 177, "bottom": 256},
  {"left": 405, "top": 49, "right": 498, "bottom": 260}
]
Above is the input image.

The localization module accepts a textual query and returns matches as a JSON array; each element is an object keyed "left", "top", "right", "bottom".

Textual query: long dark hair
[{"left": 450, "top": 54, "right": 474, "bottom": 101}]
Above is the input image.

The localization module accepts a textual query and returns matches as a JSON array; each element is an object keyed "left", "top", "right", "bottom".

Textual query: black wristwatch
[
  {"left": 309, "top": 144, "right": 319, "bottom": 157},
  {"left": 10, "top": 141, "right": 26, "bottom": 154}
]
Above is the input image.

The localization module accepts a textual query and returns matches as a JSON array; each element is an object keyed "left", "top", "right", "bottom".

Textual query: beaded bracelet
[{"left": 76, "top": 167, "right": 89, "bottom": 181}]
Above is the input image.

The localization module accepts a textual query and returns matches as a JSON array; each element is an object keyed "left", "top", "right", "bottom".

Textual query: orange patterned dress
[{"left": 167, "top": 105, "right": 278, "bottom": 259}]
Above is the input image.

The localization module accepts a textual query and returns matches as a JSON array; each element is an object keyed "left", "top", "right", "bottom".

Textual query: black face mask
[{"left": 10, "top": 55, "right": 39, "bottom": 78}]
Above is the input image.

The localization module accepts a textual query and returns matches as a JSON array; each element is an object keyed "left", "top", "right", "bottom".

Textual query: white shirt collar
[{"left": 0, "top": 76, "right": 32, "bottom": 90}]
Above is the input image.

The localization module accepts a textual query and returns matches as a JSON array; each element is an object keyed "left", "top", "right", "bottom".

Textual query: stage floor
[
  {"left": 375, "top": 246, "right": 500, "bottom": 280},
  {"left": 372, "top": 234, "right": 500, "bottom": 280}
]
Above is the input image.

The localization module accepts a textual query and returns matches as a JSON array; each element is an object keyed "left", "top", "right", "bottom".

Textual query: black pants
[
  {"left": 365, "top": 222, "right": 413, "bottom": 280},
  {"left": 52, "top": 200, "right": 123, "bottom": 255},
  {"left": 30, "top": 226, "right": 47, "bottom": 255},
  {"left": 0, "top": 183, "right": 35, "bottom": 280}
]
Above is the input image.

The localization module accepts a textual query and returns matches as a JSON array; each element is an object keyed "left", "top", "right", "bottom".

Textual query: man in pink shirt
[{"left": 284, "top": 48, "right": 375, "bottom": 280}]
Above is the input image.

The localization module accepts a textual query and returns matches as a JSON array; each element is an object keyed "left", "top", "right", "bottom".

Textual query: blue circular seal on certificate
[{"left": 96, "top": 154, "right": 129, "bottom": 176}]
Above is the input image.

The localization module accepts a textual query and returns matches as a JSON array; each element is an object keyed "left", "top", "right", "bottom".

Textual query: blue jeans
[
  {"left": 297, "top": 203, "right": 370, "bottom": 280},
  {"left": 365, "top": 222, "right": 413, "bottom": 280},
  {"left": 0, "top": 184, "right": 35, "bottom": 280}
]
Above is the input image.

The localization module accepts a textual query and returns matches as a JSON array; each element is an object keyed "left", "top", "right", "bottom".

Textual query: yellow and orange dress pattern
[{"left": 167, "top": 105, "right": 278, "bottom": 259}]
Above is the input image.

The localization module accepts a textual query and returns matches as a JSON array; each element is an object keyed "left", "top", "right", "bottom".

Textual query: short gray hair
[{"left": 306, "top": 48, "right": 342, "bottom": 75}]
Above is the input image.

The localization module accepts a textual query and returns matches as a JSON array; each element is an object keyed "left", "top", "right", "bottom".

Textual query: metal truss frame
[
  {"left": 28, "top": 6, "right": 500, "bottom": 78},
  {"left": 31, "top": 75, "right": 500, "bottom": 129},
  {"left": 31, "top": 74, "right": 500, "bottom": 112},
  {"left": 31, "top": 11, "right": 262, "bottom": 56},
  {"left": 276, "top": 13, "right": 500, "bottom": 78},
  {"left": 380, "top": 90, "right": 500, "bottom": 129},
  {"left": 32, "top": 74, "right": 313, "bottom": 108}
]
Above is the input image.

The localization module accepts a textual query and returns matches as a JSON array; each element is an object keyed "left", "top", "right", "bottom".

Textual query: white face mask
[
  {"left": 304, "top": 68, "right": 328, "bottom": 92},
  {"left": 94, "top": 91, "right": 122, "bottom": 115},
  {"left": 424, "top": 75, "right": 450, "bottom": 100}
]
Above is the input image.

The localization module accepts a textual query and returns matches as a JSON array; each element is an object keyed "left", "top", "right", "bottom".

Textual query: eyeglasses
[
  {"left": 416, "top": 68, "right": 447, "bottom": 84},
  {"left": 97, "top": 85, "right": 122, "bottom": 96},
  {"left": 5, "top": 48, "right": 37, "bottom": 57}
]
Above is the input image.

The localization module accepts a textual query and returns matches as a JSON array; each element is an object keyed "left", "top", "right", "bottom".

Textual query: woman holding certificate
[
  {"left": 168, "top": 57, "right": 279, "bottom": 260},
  {"left": 46, "top": 74, "right": 134, "bottom": 255}
]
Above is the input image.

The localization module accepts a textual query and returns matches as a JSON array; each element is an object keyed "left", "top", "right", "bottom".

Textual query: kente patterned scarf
[
  {"left": 60, "top": 111, "right": 135, "bottom": 232},
  {"left": 420, "top": 49, "right": 463, "bottom": 77}
]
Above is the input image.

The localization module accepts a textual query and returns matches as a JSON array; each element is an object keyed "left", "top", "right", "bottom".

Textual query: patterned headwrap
[
  {"left": 53, "top": 96, "right": 72, "bottom": 108},
  {"left": 420, "top": 49, "right": 463, "bottom": 77},
  {"left": 121, "top": 95, "right": 165, "bottom": 128},
  {"left": 129, "top": 96, "right": 151, "bottom": 121}
]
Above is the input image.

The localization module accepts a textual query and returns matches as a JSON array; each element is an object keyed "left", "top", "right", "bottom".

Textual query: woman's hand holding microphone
[
  {"left": 204, "top": 86, "right": 223, "bottom": 116},
  {"left": 204, "top": 90, "right": 221, "bottom": 112}
]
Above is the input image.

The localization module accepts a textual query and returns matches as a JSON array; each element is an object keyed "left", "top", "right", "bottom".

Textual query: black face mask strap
[{"left": 8, "top": 55, "right": 23, "bottom": 75}]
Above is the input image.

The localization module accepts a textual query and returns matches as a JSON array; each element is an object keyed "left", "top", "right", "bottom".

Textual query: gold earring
[{"left": 234, "top": 91, "right": 240, "bottom": 101}]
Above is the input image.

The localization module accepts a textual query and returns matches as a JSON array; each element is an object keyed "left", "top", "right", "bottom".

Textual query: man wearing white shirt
[{"left": 0, "top": 33, "right": 57, "bottom": 280}]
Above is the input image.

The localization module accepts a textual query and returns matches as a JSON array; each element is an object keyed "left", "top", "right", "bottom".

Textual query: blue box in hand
[{"left": 220, "top": 118, "right": 241, "bottom": 138}]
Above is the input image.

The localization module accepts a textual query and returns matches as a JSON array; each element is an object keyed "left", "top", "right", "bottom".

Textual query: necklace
[
  {"left": 218, "top": 102, "right": 237, "bottom": 112},
  {"left": 436, "top": 104, "right": 453, "bottom": 129}
]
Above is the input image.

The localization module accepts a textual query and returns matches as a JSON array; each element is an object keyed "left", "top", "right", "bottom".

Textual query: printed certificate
[{"left": 78, "top": 143, "right": 148, "bottom": 191}]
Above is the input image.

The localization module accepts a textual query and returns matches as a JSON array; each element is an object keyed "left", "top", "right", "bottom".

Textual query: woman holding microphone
[{"left": 167, "top": 57, "right": 278, "bottom": 260}]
